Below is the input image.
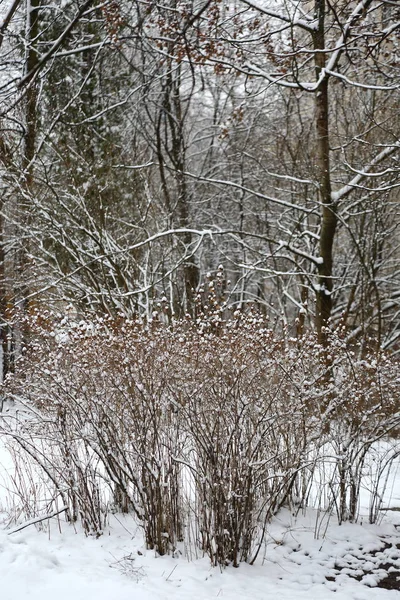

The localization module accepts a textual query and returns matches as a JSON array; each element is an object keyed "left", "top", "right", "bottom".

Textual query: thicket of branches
[
  {"left": 0, "top": 1, "right": 399, "bottom": 377},
  {"left": 2, "top": 311, "right": 399, "bottom": 566}
]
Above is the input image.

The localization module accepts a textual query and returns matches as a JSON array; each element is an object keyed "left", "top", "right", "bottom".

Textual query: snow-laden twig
[{"left": 7, "top": 506, "right": 68, "bottom": 535}]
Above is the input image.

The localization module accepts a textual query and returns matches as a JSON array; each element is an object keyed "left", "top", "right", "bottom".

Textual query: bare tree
[
  {"left": 0, "top": 0, "right": 399, "bottom": 350},
  {"left": 172, "top": 0, "right": 400, "bottom": 343}
]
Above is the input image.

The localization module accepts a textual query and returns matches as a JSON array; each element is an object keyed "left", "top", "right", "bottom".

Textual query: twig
[
  {"left": 7, "top": 506, "right": 68, "bottom": 535},
  {"left": 166, "top": 564, "right": 178, "bottom": 581}
]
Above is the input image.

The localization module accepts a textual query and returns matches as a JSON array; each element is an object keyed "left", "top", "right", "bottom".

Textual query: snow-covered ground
[
  {"left": 1, "top": 509, "right": 400, "bottom": 600},
  {"left": 1, "top": 439, "right": 400, "bottom": 599}
]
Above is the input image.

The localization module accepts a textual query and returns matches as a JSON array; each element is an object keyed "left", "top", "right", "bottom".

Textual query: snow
[
  {"left": 1, "top": 509, "right": 400, "bottom": 600},
  {"left": 0, "top": 432, "right": 400, "bottom": 599},
  {"left": 0, "top": 412, "right": 400, "bottom": 600}
]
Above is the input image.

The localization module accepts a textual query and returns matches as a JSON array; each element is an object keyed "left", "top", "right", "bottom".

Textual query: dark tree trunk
[{"left": 313, "top": 0, "right": 337, "bottom": 344}]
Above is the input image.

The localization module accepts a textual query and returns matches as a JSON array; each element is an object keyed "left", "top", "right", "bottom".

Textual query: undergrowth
[{"left": 1, "top": 307, "right": 399, "bottom": 567}]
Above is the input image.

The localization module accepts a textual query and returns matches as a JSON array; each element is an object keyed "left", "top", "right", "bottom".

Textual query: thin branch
[
  {"left": 7, "top": 506, "right": 68, "bottom": 535},
  {"left": 18, "top": 0, "right": 95, "bottom": 89}
]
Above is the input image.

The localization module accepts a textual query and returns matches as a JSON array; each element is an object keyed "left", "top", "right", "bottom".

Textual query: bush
[{"left": 2, "top": 313, "right": 400, "bottom": 565}]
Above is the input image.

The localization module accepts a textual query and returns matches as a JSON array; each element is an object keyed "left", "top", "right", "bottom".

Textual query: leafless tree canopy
[{"left": 0, "top": 0, "right": 399, "bottom": 359}]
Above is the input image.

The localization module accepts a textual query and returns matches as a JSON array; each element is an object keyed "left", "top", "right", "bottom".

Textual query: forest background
[{"left": 0, "top": 0, "right": 398, "bottom": 362}]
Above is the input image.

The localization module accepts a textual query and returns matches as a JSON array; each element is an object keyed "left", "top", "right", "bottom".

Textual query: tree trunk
[
  {"left": 313, "top": 0, "right": 337, "bottom": 343},
  {"left": 12, "top": 0, "right": 40, "bottom": 370}
]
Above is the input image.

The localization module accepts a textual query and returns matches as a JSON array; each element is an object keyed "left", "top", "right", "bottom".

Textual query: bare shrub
[
  {"left": 1, "top": 313, "right": 399, "bottom": 564},
  {"left": 167, "top": 327, "right": 323, "bottom": 566},
  {"left": 314, "top": 332, "right": 400, "bottom": 523}
]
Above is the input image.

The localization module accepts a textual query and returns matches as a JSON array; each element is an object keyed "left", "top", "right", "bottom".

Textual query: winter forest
[{"left": 0, "top": 0, "right": 400, "bottom": 595}]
